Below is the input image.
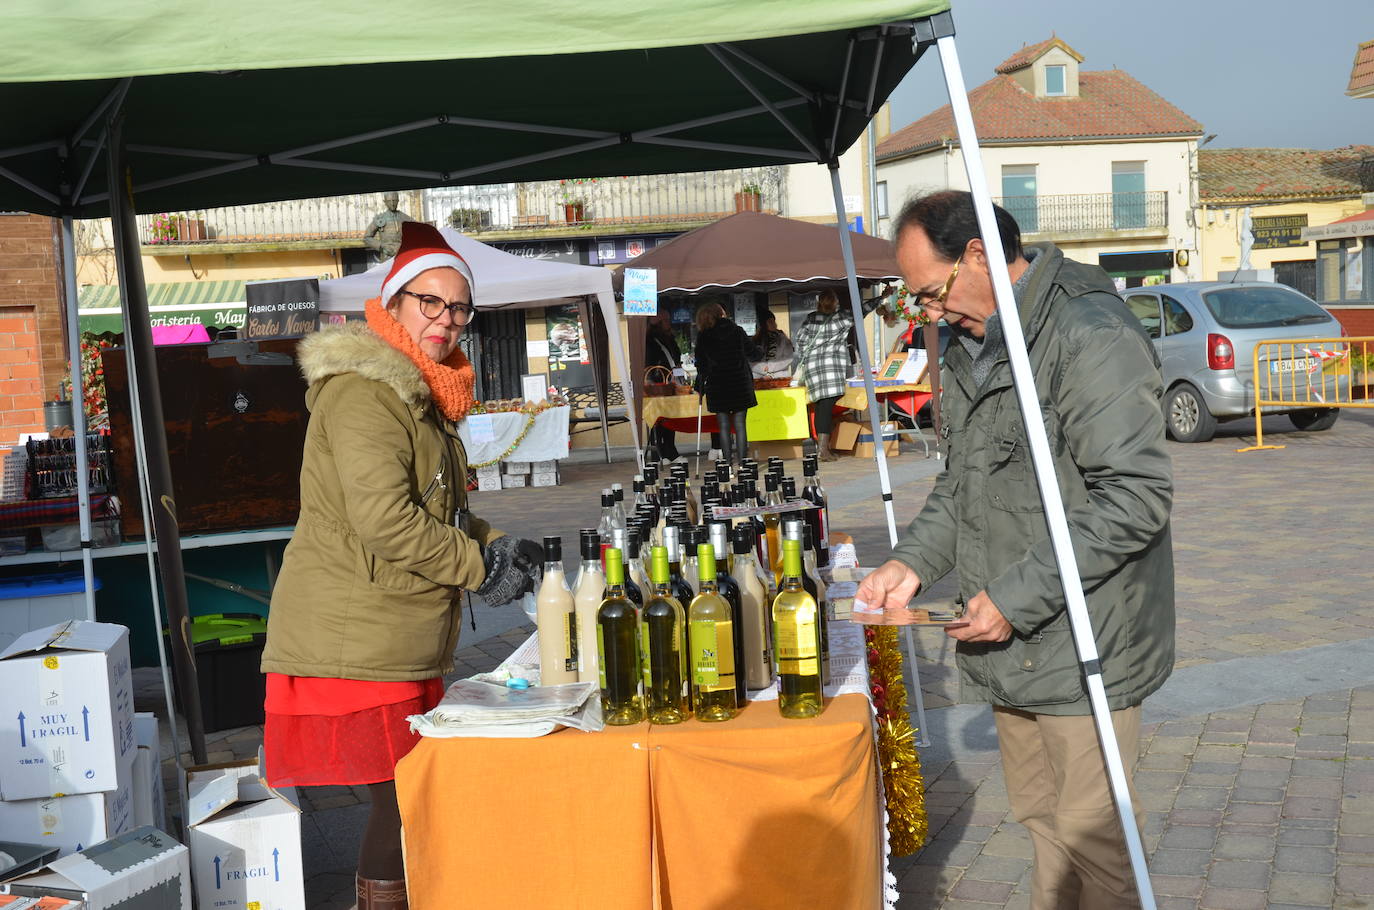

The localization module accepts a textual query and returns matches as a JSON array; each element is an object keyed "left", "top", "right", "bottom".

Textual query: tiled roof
[
  {"left": 1198, "top": 146, "right": 1374, "bottom": 201},
  {"left": 876, "top": 69, "right": 1203, "bottom": 160},
  {"left": 995, "top": 37, "right": 1082, "bottom": 74},
  {"left": 1349, "top": 39, "right": 1374, "bottom": 97}
]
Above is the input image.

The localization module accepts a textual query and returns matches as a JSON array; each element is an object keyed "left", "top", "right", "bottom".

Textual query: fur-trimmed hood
[{"left": 296, "top": 321, "right": 429, "bottom": 410}]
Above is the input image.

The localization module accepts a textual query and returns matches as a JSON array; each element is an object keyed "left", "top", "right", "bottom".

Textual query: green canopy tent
[
  {"left": 77, "top": 281, "right": 247, "bottom": 334},
  {"left": 1, "top": 4, "right": 1158, "bottom": 898}
]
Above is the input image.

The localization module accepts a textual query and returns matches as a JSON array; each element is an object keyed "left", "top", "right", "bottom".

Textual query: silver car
[{"left": 1122, "top": 282, "right": 1344, "bottom": 442}]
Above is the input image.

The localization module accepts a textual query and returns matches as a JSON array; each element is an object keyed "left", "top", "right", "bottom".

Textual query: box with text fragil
[
  {"left": 0, "top": 622, "right": 135, "bottom": 801},
  {"left": 184, "top": 752, "right": 304, "bottom": 910},
  {"left": 0, "top": 747, "right": 133, "bottom": 858}
]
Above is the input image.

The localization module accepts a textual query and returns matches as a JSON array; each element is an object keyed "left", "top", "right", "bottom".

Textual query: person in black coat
[
  {"left": 646, "top": 312, "right": 684, "bottom": 461},
  {"left": 693, "top": 302, "right": 761, "bottom": 464}
]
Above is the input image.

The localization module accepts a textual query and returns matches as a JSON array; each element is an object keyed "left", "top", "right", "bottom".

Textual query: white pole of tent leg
[
  {"left": 829, "top": 163, "right": 930, "bottom": 748},
  {"left": 935, "top": 34, "right": 1155, "bottom": 909},
  {"left": 58, "top": 216, "right": 97, "bottom": 619}
]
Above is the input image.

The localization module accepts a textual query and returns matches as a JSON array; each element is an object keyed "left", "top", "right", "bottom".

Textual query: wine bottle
[
  {"left": 611, "top": 482, "right": 629, "bottom": 529},
  {"left": 782, "top": 519, "right": 818, "bottom": 602},
  {"left": 598, "top": 548, "right": 645, "bottom": 725},
  {"left": 802, "top": 524, "right": 831, "bottom": 685},
  {"left": 709, "top": 520, "right": 748, "bottom": 705},
  {"left": 688, "top": 542, "right": 739, "bottom": 722},
  {"left": 762, "top": 472, "right": 784, "bottom": 584},
  {"left": 773, "top": 538, "right": 824, "bottom": 719},
  {"left": 596, "top": 490, "right": 617, "bottom": 566},
  {"left": 680, "top": 525, "right": 702, "bottom": 597},
  {"left": 731, "top": 523, "right": 773, "bottom": 690},
  {"left": 642, "top": 545, "right": 690, "bottom": 725},
  {"left": 802, "top": 454, "right": 830, "bottom": 569},
  {"left": 661, "top": 523, "right": 697, "bottom": 607},
  {"left": 608, "top": 527, "right": 644, "bottom": 609},
  {"left": 573, "top": 529, "right": 605, "bottom": 684},
  {"left": 535, "top": 536, "right": 578, "bottom": 686}
]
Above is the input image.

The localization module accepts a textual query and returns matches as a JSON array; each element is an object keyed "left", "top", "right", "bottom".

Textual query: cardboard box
[
  {"left": 0, "top": 840, "right": 60, "bottom": 881},
  {"left": 0, "top": 752, "right": 133, "bottom": 858},
  {"left": 502, "top": 461, "right": 531, "bottom": 475},
  {"left": 853, "top": 423, "right": 900, "bottom": 459},
  {"left": 185, "top": 754, "right": 304, "bottom": 910},
  {"left": 500, "top": 474, "right": 528, "bottom": 489},
  {"left": 750, "top": 441, "right": 806, "bottom": 463},
  {"left": 531, "top": 460, "right": 558, "bottom": 473},
  {"left": 0, "top": 621, "right": 136, "bottom": 801},
  {"left": 475, "top": 463, "right": 501, "bottom": 492},
  {"left": 831, "top": 421, "right": 861, "bottom": 452},
  {"left": 530, "top": 471, "right": 560, "bottom": 488},
  {"left": 4, "top": 826, "right": 190, "bottom": 910},
  {"left": 130, "top": 714, "right": 165, "bottom": 834}
]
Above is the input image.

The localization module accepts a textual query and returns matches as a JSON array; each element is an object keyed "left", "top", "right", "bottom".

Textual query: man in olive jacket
[{"left": 859, "top": 191, "right": 1174, "bottom": 908}]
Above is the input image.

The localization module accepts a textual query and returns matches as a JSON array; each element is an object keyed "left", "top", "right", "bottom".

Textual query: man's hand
[
  {"left": 856, "top": 559, "right": 921, "bottom": 611},
  {"left": 947, "top": 590, "right": 1013, "bottom": 643}
]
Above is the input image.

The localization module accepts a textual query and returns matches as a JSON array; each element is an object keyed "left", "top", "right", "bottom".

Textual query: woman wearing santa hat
[{"left": 261, "top": 222, "right": 542, "bottom": 909}]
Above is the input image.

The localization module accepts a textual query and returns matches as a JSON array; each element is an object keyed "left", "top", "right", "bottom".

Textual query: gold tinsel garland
[{"left": 866, "top": 625, "right": 928, "bottom": 856}]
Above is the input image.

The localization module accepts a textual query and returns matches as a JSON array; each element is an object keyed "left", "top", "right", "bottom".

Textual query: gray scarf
[{"left": 957, "top": 247, "right": 1043, "bottom": 389}]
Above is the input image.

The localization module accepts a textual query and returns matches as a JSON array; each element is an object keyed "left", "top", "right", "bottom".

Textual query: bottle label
[
  {"left": 565, "top": 610, "right": 577, "bottom": 674},
  {"left": 690, "top": 619, "right": 736, "bottom": 692},
  {"left": 597, "top": 625, "right": 608, "bottom": 689},
  {"left": 776, "top": 617, "right": 819, "bottom": 677}
]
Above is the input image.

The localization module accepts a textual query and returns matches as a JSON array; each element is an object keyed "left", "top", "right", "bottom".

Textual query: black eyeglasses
[{"left": 400, "top": 289, "right": 476, "bottom": 324}]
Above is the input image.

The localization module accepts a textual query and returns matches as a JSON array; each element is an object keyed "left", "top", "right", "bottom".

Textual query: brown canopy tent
[{"left": 615, "top": 211, "right": 901, "bottom": 294}]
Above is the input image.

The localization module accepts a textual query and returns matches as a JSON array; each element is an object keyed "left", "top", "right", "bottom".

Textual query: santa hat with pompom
[{"left": 380, "top": 222, "right": 476, "bottom": 303}]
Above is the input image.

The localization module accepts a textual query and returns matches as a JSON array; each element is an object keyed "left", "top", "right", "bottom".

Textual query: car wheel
[
  {"left": 1288, "top": 408, "right": 1339, "bottom": 432},
  {"left": 1165, "top": 383, "right": 1217, "bottom": 443}
]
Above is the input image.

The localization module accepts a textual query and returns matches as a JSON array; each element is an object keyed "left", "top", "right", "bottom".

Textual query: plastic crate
[
  {"left": 168, "top": 613, "right": 268, "bottom": 733},
  {"left": 0, "top": 571, "right": 100, "bottom": 653}
]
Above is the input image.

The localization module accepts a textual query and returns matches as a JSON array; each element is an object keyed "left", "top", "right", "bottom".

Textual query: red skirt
[{"left": 263, "top": 674, "right": 445, "bottom": 787}]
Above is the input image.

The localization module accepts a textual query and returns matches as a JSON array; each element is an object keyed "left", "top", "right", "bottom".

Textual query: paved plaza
[{"left": 133, "top": 408, "right": 1374, "bottom": 908}]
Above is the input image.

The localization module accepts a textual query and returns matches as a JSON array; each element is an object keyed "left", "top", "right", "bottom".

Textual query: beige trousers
[{"left": 992, "top": 705, "right": 1145, "bottom": 910}]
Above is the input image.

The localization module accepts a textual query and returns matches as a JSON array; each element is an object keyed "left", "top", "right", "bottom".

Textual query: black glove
[
  {"left": 475, "top": 536, "right": 538, "bottom": 607},
  {"left": 512, "top": 537, "right": 545, "bottom": 575}
]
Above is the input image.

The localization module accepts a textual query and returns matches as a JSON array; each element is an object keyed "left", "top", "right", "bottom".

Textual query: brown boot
[
  {"left": 357, "top": 875, "right": 408, "bottom": 909},
  {"left": 816, "top": 432, "right": 839, "bottom": 461}
]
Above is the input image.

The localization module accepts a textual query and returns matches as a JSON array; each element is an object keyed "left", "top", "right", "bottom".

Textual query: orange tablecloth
[{"left": 395, "top": 693, "right": 881, "bottom": 910}]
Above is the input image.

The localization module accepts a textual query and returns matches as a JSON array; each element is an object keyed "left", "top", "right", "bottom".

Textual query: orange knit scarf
[{"left": 365, "top": 297, "right": 476, "bottom": 421}]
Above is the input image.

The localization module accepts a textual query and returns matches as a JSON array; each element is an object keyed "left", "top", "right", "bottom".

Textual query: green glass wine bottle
[
  {"left": 688, "top": 542, "right": 739, "bottom": 722},
  {"left": 597, "top": 548, "right": 645, "bottom": 725},
  {"left": 772, "top": 538, "right": 824, "bottom": 719},
  {"left": 642, "top": 545, "right": 690, "bottom": 724}
]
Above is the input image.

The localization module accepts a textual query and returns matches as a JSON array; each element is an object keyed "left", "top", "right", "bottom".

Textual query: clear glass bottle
[
  {"left": 608, "top": 527, "right": 644, "bottom": 609},
  {"left": 596, "top": 490, "right": 617, "bottom": 566},
  {"left": 573, "top": 529, "right": 605, "bottom": 684},
  {"left": 688, "top": 542, "right": 738, "bottom": 722},
  {"left": 731, "top": 523, "right": 773, "bottom": 690},
  {"left": 642, "top": 545, "right": 690, "bottom": 725},
  {"left": 762, "top": 472, "right": 784, "bottom": 585},
  {"left": 680, "top": 524, "right": 701, "bottom": 598},
  {"left": 611, "top": 482, "right": 629, "bottom": 530},
  {"left": 598, "top": 548, "right": 645, "bottom": 725},
  {"left": 802, "top": 524, "right": 831, "bottom": 685},
  {"left": 709, "top": 520, "right": 748, "bottom": 706},
  {"left": 661, "top": 524, "right": 697, "bottom": 608},
  {"left": 772, "top": 538, "right": 824, "bottom": 719},
  {"left": 535, "top": 535, "right": 578, "bottom": 686}
]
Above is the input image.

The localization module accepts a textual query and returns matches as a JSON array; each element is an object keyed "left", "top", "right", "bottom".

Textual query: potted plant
[
  {"left": 447, "top": 207, "right": 491, "bottom": 232},
  {"left": 560, "top": 177, "right": 599, "bottom": 223},
  {"left": 149, "top": 213, "right": 179, "bottom": 244},
  {"left": 734, "top": 183, "right": 762, "bottom": 213}
]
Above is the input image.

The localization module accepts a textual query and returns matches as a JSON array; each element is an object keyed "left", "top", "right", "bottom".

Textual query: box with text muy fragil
[
  {"left": 0, "top": 749, "right": 133, "bottom": 858},
  {"left": 0, "top": 621, "right": 136, "bottom": 801},
  {"left": 184, "top": 752, "right": 304, "bottom": 910},
  {"left": 3, "top": 826, "right": 190, "bottom": 910}
]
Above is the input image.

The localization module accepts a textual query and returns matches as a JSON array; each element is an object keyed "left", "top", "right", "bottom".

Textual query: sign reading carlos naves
[{"left": 245, "top": 278, "right": 319, "bottom": 340}]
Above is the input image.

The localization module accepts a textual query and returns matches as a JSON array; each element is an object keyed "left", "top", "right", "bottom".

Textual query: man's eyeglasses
[
  {"left": 916, "top": 254, "right": 963, "bottom": 308},
  {"left": 400, "top": 289, "right": 476, "bottom": 324}
]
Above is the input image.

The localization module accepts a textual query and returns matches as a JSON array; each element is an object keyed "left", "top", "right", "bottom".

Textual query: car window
[
  {"left": 1200, "top": 285, "right": 1332, "bottom": 329},
  {"left": 1162, "top": 295, "right": 1193, "bottom": 335},
  {"left": 1125, "top": 294, "right": 1161, "bottom": 339}
]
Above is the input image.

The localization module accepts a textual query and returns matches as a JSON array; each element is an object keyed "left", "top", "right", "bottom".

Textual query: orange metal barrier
[{"left": 1238, "top": 336, "right": 1374, "bottom": 452}]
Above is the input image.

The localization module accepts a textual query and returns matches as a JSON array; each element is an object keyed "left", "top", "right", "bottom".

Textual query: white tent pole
[
  {"left": 935, "top": 33, "right": 1156, "bottom": 908},
  {"left": 829, "top": 163, "right": 931, "bottom": 749},
  {"left": 596, "top": 290, "right": 642, "bottom": 459},
  {"left": 58, "top": 216, "right": 97, "bottom": 619}
]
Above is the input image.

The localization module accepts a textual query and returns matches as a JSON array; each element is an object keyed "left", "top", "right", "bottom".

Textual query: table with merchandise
[{"left": 394, "top": 455, "right": 926, "bottom": 910}]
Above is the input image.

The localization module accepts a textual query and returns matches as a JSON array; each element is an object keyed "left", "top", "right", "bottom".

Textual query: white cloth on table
[{"left": 456, "top": 405, "right": 570, "bottom": 464}]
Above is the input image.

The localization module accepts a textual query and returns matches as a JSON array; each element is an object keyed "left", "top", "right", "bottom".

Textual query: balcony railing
[
  {"left": 424, "top": 166, "right": 786, "bottom": 233},
  {"left": 993, "top": 191, "right": 1168, "bottom": 236},
  {"left": 133, "top": 166, "right": 788, "bottom": 246}
]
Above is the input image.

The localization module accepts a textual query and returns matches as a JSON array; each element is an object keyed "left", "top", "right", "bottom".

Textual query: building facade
[{"left": 874, "top": 37, "right": 1203, "bottom": 288}]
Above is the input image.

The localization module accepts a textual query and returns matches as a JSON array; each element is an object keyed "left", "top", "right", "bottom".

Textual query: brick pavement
[{"left": 134, "top": 410, "right": 1374, "bottom": 908}]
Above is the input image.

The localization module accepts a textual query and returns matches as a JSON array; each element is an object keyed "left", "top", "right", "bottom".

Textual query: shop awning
[
  {"left": 1301, "top": 209, "right": 1374, "bottom": 242},
  {"left": 77, "top": 280, "right": 247, "bottom": 334}
]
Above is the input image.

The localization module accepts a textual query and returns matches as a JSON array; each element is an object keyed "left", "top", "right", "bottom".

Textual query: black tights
[
  {"left": 359, "top": 780, "right": 404, "bottom": 880},
  {"left": 812, "top": 396, "right": 841, "bottom": 435},
  {"left": 714, "top": 411, "right": 748, "bottom": 462}
]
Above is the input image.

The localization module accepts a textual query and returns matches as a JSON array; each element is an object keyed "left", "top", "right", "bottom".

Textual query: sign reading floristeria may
[{"left": 244, "top": 278, "right": 320, "bottom": 340}]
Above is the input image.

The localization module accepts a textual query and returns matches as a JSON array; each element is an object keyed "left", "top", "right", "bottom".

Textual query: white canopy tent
[{"left": 319, "top": 228, "right": 639, "bottom": 459}]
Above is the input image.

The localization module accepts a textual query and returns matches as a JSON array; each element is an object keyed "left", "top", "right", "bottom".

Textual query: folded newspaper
[{"left": 409, "top": 678, "right": 603, "bottom": 738}]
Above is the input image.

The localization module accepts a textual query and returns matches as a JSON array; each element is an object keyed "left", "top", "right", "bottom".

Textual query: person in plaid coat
[{"left": 792, "top": 289, "right": 887, "bottom": 459}]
